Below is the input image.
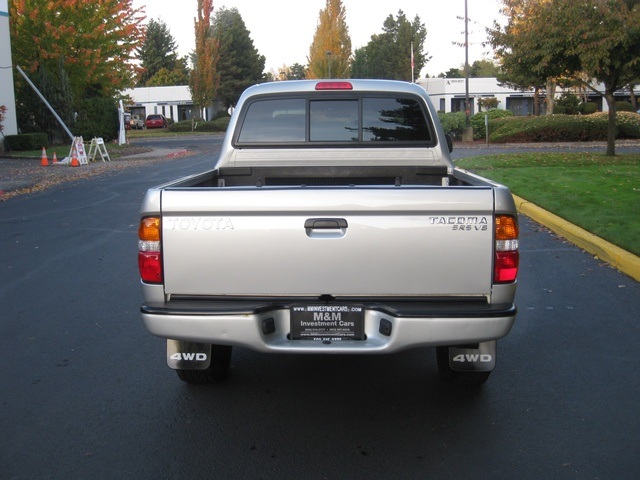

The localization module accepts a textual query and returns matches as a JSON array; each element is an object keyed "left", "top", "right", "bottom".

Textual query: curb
[{"left": 513, "top": 194, "right": 640, "bottom": 282}]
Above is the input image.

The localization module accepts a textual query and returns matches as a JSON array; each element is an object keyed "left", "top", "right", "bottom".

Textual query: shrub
[
  {"left": 437, "top": 111, "right": 467, "bottom": 139},
  {"left": 615, "top": 101, "right": 634, "bottom": 112},
  {"left": 5, "top": 133, "right": 49, "bottom": 151},
  {"left": 73, "top": 98, "right": 119, "bottom": 142},
  {"left": 212, "top": 116, "right": 230, "bottom": 131},
  {"left": 168, "top": 118, "right": 230, "bottom": 133},
  {"left": 488, "top": 112, "right": 640, "bottom": 143},
  {"left": 556, "top": 94, "right": 581, "bottom": 115},
  {"left": 580, "top": 102, "right": 598, "bottom": 115},
  {"left": 471, "top": 109, "right": 513, "bottom": 140}
]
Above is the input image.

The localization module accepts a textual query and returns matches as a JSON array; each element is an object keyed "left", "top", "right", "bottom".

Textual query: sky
[{"left": 131, "top": 0, "right": 504, "bottom": 78}]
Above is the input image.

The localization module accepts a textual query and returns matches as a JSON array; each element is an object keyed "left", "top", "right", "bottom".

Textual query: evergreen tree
[
  {"left": 350, "top": 10, "right": 428, "bottom": 81},
  {"left": 137, "top": 19, "right": 183, "bottom": 86},
  {"left": 211, "top": 7, "right": 265, "bottom": 108},
  {"left": 307, "top": 0, "right": 352, "bottom": 79}
]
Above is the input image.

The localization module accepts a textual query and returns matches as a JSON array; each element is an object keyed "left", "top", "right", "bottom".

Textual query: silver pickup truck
[{"left": 138, "top": 79, "right": 519, "bottom": 386}]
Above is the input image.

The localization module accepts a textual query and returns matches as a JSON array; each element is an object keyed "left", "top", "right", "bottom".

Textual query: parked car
[
  {"left": 145, "top": 114, "right": 168, "bottom": 129},
  {"left": 130, "top": 115, "right": 145, "bottom": 129}
]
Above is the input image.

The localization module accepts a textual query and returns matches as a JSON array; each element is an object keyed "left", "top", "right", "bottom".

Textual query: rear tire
[
  {"left": 176, "top": 345, "right": 232, "bottom": 384},
  {"left": 436, "top": 346, "right": 491, "bottom": 386}
]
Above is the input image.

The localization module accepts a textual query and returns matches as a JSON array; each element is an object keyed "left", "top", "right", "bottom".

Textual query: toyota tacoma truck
[{"left": 138, "top": 79, "right": 519, "bottom": 386}]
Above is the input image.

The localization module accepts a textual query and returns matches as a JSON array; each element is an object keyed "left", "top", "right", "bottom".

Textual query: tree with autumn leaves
[
  {"left": 307, "top": 0, "right": 352, "bottom": 79},
  {"left": 489, "top": 0, "right": 640, "bottom": 156},
  {"left": 189, "top": 0, "right": 219, "bottom": 119},
  {"left": 9, "top": 0, "right": 144, "bottom": 140}
]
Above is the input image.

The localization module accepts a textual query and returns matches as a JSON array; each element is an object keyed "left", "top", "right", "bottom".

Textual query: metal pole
[
  {"left": 15, "top": 65, "right": 74, "bottom": 142},
  {"left": 464, "top": 0, "right": 470, "bottom": 128}
]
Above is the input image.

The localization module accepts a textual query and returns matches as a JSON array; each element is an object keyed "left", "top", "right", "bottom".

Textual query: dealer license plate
[{"left": 290, "top": 304, "right": 365, "bottom": 340}]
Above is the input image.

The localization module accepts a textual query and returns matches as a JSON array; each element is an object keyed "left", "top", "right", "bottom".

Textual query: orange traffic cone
[
  {"left": 70, "top": 148, "right": 80, "bottom": 167},
  {"left": 52, "top": 152, "right": 58, "bottom": 164},
  {"left": 40, "top": 147, "right": 49, "bottom": 166}
]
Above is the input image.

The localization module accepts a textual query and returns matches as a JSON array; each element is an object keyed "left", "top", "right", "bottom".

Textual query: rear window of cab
[{"left": 235, "top": 95, "right": 434, "bottom": 145}]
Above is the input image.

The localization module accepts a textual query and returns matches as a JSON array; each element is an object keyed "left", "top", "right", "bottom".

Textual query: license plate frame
[{"left": 290, "top": 304, "right": 365, "bottom": 341}]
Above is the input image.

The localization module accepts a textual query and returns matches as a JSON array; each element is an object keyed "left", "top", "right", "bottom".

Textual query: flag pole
[{"left": 411, "top": 42, "right": 415, "bottom": 83}]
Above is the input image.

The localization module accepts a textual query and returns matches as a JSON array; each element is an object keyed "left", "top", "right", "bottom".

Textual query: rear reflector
[{"left": 315, "top": 81, "right": 353, "bottom": 90}]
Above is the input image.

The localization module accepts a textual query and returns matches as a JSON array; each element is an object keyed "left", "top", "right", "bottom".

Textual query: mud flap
[
  {"left": 167, "top": 340, "right": 211, "bottom": 370},
  {"left": 449, "top": 340, "right": 496, "bottom": 372}
]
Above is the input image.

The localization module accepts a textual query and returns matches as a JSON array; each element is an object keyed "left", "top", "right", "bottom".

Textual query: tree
[
  {"left": 137, "top": 19, "right": 188, "bottom": 86},
  {"left": 350, "top": 10, "right": 428, "bottom": 81},
  {"left": 307, "top": 0, "right": 352, "bottom": 79},
  {"left": 211, "top": 7, "right": 265, "bottom": 108},
  {"left": 439, "top": 68, "right": 463, "bottom": 79},
  {"left": 438, "top": 61, "right": 500, "bottom": 79},
  {"left": 189, "top": 0, "right": 219, "bottom": 119},
  {"left": 10, "top": 0, "right": 143, "bottom": 140},
  {"left": 562, "top": 0, "right": 640, "bottom": 155},
  {"left": 287, "top": 63, "right": 308, "bottom": 80},
  {"left": 488, "top": 0, "right": 575, "bottom": 116},
  {"left": 10, "top": 0, "right": 144, "bottom": 99},
  {"left": 469, "top": 60, "right": 501, "bottom": 78},
  {"left": 146, "top": 64, "right": 190, "bottom": 87},
  {"left": 490, "top": 0, "right": 640, "bottom": 155}
]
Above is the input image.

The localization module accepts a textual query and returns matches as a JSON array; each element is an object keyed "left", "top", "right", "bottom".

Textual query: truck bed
[{"left": 174, "top": 165, "right": 461, "bottom": 188}]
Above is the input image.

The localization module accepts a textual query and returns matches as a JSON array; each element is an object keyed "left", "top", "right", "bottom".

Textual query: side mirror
[{"left": 445, "top": 134, "right": 453, "bottom": 153}]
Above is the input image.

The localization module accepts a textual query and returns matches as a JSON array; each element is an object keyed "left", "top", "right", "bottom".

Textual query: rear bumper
[{"left": 141, "top": 299, "right": 516, "bottom": 354}]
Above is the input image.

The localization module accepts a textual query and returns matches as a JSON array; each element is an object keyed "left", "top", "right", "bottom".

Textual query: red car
[{"left": 145, "top": 114, "right": 168, "bottom": 129}]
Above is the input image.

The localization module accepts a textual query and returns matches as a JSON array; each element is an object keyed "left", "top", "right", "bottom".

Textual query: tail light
[
  {"left": 315, "top": 81, "right": 353, "bottom": 90},
  {"left": 494, "top": 215, "right": 519, "bottom": 283},
  {"left": 138, "top": 216, "right": 162, "bottom": 283}
]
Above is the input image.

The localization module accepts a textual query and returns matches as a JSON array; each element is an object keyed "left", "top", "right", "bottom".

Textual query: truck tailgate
[{"left": 161, "top": 187, "right": 495, "bottom": 297}]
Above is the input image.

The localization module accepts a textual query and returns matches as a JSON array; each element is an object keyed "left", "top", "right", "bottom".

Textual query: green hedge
[
  {"left": 489, "top": 112, "right": 640, "bottom": 143},
  {"left": 438, "top": 109, "right": 514, "bottom": 140},
  {"left": 168, "top": 117, "right": 230, "bottom": 133},
  {"left": 4, "top": 133, "right": 49, "bottom": 151}
]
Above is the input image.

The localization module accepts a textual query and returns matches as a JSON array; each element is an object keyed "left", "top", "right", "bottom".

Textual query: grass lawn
[{"left": 456, "top": 153, "right": 640, "bottom": 256}]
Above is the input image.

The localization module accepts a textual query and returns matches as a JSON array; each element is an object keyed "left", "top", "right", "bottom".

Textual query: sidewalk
[{"left": 0, "top": 146, "right": 188, "bottom": 199}]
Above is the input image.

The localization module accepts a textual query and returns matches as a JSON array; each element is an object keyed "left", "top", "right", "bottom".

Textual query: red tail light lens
[
  {"left": 494, "top": 251, "right": 519, "bottom": 283},
  {"left": 138, "top": 216, "right": 162, "bottom": 284},
  {"left": 138, "top": 252, "right": 162, "bottom": 283},
  {"left": 494, "top": 215, "right": 519, "bottom": 284}
]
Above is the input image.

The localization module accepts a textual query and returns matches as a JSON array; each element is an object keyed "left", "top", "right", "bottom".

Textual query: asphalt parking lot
[{"left": 1, "top": 136, "right": 639, "bottom": 478}]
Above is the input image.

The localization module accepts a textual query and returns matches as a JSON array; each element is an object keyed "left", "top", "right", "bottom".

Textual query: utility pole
[
  {"left": 464, "top": 0, "right": 470, "bottom": 128},
  {"left": 462, "top": 0, "right": 474, "bottom": 141}
]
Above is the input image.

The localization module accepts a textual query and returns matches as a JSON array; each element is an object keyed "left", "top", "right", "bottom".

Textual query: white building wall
[
  {"left": 417, "top": 77, "right": 639, "bottom": 115},
  {"left": 0, "top": 0, "right": 18, "bottom": 138},
  {"left": 417, "top": 77, "right": 536, "bottom": 115},
  {"left": 122, "top": 85, "right": 224, "bottom": 122}
]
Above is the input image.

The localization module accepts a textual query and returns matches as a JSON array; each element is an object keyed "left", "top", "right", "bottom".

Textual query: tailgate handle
[{"left": 305, "top": 218, "right": 348, "bottom": 229}]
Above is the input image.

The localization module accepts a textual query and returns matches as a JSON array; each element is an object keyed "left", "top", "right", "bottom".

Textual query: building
[
  {"left": 122, "top": 85, "right": 225, "bottom": 122},
  {"left": 0, "top": 0, "right": 18, "bottom": 140},
  {"left": 417, "top": 77, "right": 640, "bottom": 116}
]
